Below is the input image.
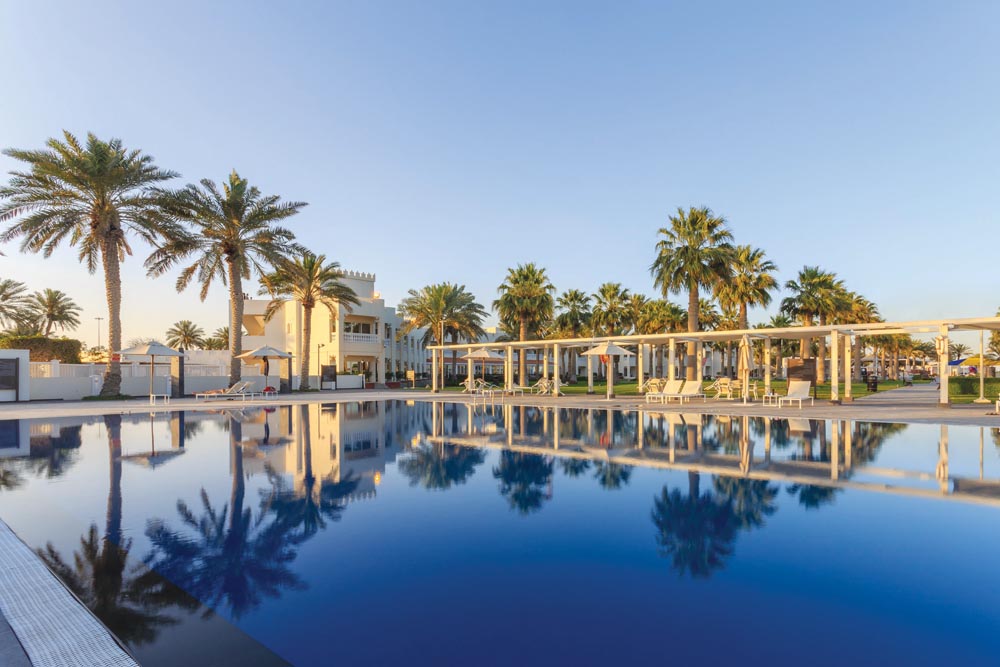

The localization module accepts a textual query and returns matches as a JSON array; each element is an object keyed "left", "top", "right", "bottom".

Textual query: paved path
[{"left": 1, "top": 385, "right": 997, "bottom": 427}]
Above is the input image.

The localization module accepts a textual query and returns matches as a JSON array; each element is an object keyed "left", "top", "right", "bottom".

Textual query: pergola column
[
  {"left": 587, "top": 354, "right": 595, "bottom": 394},
  {"left": 831, "top": 333, "right": 840, "bottom": 403},
  {"left": 763, "top": 339, "right": 772, "bottom": 396},
  {"left": 696, "top": 343, "right": 704, "bottom": 384},
  {"left": 552, "top": 343, "right": 561, "bottom": 396},
  {"left": 542, "top": 346, "right": 549, "bottom": 381},
  {"left": 466, "top": 355, "right": 474, "bottom": 388},
  {"left": 505, "top": 345, "right": 513, "bottom": 390},
  {"left": 431, "top": 350, "right": 439, "bottom": 393},
  {"left": 843, "top": 335, "right": 853, "bottom": 401},
  {"left": 637, "top": 343, "right": 645, "bottom": 392},
  {"left": 668, "top": 340, "right": 676, "bottom": 382},
  {"left": 936, "top": 326, "right": 950, "bottom": 407}
]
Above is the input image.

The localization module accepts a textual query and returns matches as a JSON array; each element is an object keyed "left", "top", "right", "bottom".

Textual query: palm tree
[
  {"left": 204, "top": 326, "right": 230, "bottom": 350},
  {"left": 494, "top": 263, "right": 555, "bottom": 386},
  {"left": 949, "top": 342, "right": 971, "bottom": 361},
  {"left": 27, "top": 288, "right": 82, "bottom": 335},
  {"left": 259, "top": 253, "right": 360, "bottom": 389},
  {"left": 839, "top": 292, "right": 880, "bottom": 381},
  {"left": 781, "top": 266, "right": 845, "bottom": 382},
  {"left": 650, "top": 206, "right": 734, "bottom": 380},
  {"left": 555, "top": 289, "right": 592, "bottom": 381},
  {"left": 147, "top": 170, "right": 304, "bottom": 385},
  {"left": 716, "top": 245, "right": 778, "bottom": 330},
  {"left": 164, "top": 320, "right": 205, "bottom": 349},
  {"left": 591, "top": 282, "right": 631, "bottom": 379},
  {"left": 0, "top": 278, "right": 30, "bottom": 328},
  {"left": 0, "top": 131, "right": 183, "bottom": 395},
  {"left": 398, "top": 283, "right": 486, "bottom": 388}
]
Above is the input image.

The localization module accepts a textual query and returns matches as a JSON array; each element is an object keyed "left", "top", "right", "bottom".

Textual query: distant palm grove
[{"left": 0, "top": 133, "right": 990, "bottom": 395}]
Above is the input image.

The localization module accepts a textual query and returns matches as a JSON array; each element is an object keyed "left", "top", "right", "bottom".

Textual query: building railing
[
  {"left": 29, "top": 362, "right": 265, "bottom": 379},
  {"left": 343, "top": 333, "right": 379, "bottom": 344}
]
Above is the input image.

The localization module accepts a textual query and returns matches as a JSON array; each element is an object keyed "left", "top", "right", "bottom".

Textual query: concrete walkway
[{"left": 0, "top": 385, "right": 996, "bottom": 427}]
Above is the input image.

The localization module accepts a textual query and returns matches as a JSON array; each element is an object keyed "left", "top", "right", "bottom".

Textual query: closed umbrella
[
  {"left": 118, "top": 342, "right": 182, "bottom": 402},
  {"left": 737, "top": 334, "right": 753, "bottom": 404},
  {"left": 582, "top": 342, "right": 635, "bottom": 399}
]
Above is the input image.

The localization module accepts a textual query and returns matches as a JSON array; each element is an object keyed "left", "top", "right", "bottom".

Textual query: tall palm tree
[
  {"left": 147, "top": 170, "right": 304, "bottom": 385},
  {"left": 555, "top": 289, "right": 592, "bottom": 381},
  {"left": 0, "top": 131, "right": 182, "bottom": 395},
  {"left": 716, "top": 245, "right": 778, "bottom": 330},
  {"left": 592, "top": 282, "right": 631, "bottom": 336},
  {"left": 259, "top": 252, "right": 360, "bottom": 389},
  {"left": 164, "top": 320, "right": 205, "bottom": 349},
  {"left": 28, "top": 288, "right": 82, "bottom": 335},
  {"left": 0, "top": 278, "right": 30, "bottom": 328},
  {"left": 398, "top": 283, "right": 486, "bottom": 388},
  {"left": 781, "top": 266, "right": 844, "bottom": 381},
  {"left": 949, "top": 342, "right": 971, "bottom": 361},
  {"left": 650, "top": 206, "right": 734, "bottom": 380},
  {"left": 625, "top": 293, "right": 650, "bottom": 334},
  {"left": 494, "top": 263, "right": 555, "bottom": 386}
]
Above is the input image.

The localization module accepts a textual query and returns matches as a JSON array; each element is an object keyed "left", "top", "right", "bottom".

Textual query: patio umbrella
[
  {"left": 461, "top": 348, "right": 503, "bottom": 378},
  {"left": 118, "top": 342, "right": 182, "bottom": 398},
  {"left": 737, "top": 334, "right": 753, "bottom": 404},
  {"left": 237, "top": 345, "right": 292, "bottom": 378},
  {"left": 582, "top": 342, "right": 635, "bottom": 399}
]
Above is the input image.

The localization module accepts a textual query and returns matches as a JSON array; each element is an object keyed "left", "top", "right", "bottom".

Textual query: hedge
[
  {"left": 0, "top": 336, "right": 83, "bottom": 363},
  {"left": 949, "top": 376, "right": 1000, "bottom": 398}
]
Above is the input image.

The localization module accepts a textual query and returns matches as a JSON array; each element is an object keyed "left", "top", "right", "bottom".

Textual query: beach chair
[
  {"left": 710, "top": 377, "right": 735, "bottom": 399},
  {"left": 528, "top": 378, "right": 551, "bottom": 394},
  {"left": 461, "top": 378, "right": 477, "bottom": 393},
  {"left": 778, "top": 380, "right": 814, "bottom": 408},
  {"left": 195, "top": 381, "right": 251, "bottom": 400},
  {"left": 676, "top": 381, "right": 707, "bottom": 404},
  {"left": 646, "top": 379, "right": 682, "bottom": 404}
]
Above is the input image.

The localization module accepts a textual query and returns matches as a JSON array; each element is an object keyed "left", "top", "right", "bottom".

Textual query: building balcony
[{"left": 343, "top": 333, "right": 379, "bottom": 345}]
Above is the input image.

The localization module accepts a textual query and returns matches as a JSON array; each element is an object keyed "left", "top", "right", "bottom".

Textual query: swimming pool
[{"left": 1, "top": 401, "right": 998, "bottom": 666}]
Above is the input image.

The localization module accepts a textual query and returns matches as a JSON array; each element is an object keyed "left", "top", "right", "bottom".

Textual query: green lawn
[{"left": 436, "top": 378, "right": 916, "bottom": 399}]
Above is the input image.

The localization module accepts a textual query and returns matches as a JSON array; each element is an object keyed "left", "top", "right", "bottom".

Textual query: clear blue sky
[{"left": 2, "top": 1, "right": 998, "bottom": 347}]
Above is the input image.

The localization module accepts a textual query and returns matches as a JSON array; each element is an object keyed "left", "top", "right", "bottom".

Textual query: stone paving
[{"left": 1, "top": 383, "right": 996, "bottom": 427}]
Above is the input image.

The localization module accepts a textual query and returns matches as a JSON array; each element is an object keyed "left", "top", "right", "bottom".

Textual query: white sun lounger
[
  {"left": 195, "top": 381, "right": 260, "bottom": 401},
  {"left": 646, "top": 379, "right": 683, "bottom": 404},
  {"left": 675, "top": 381, "right": 707, "bottom": 404},
  {"left": 778, "top": 380, "right": 814, "bottom": 408}
]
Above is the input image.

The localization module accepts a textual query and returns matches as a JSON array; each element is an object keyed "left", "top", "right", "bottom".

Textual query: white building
[{"left": 241, "top": 270, "right": 428, "bottom": 383}]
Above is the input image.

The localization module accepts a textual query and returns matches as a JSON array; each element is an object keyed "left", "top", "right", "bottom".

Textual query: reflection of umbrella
[
  {"left": 582, "top": 342, "right": 635, "bottom": 399},
  {"left": 238, "top": 345, "right": 292, "bottom": 377},
  {"left": 120, "top": 413, "right": 186, "bottom": 468},
  {"left": 118, "top": 342, "right": 182, "bottom": 399},
  {"left": 738, "top": 335, "right": 753, "bottom": 404},
  {"left": 739, "top": 414, "right": 752, "bottom": 475},
  {"left": 461, "top": 348, "right": 503, "bottom": 377}
]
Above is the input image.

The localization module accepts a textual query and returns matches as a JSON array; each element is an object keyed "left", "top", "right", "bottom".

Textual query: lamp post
[
  {"left": 975, "top": 330, "right": 989, "bottom": 404},
  {"left": 317, "top": 343, "right": 325, "bottom": 387}
]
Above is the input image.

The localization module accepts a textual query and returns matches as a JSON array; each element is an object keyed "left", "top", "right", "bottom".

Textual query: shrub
[
  {"left": 949, "top": 376, "right": 1000, "bottom": 398},
  {"left": 0, "top": 336, "right": 83, "bottom": 363}
]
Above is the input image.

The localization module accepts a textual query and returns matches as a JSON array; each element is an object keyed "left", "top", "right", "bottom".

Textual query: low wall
[
  {"left": 30, "top": 376, "right": 97, "bottom": 401},
  {"left": 336, "top": 375, "right": 365, "bottom": 390}
]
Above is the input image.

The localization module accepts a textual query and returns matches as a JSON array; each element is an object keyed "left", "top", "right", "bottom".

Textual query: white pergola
[{"left": 427, "top": 316, "right": 1000, "bottom": 407}]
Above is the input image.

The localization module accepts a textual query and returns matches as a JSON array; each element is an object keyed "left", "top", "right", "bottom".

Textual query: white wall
[
  {"left": 0, "top": 350, "right": 31, "bottom": 402},
  {"left": 31, "top": 376, "right": 97, "bottom": 401}
]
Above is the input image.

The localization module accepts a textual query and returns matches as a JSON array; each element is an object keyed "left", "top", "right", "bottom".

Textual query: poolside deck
[{"left": 0, "top": 383, "right": 995, "bottom": 427}]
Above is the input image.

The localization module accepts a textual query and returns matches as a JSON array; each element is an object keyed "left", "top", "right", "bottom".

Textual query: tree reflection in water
[
  {"left": 651, "top": 472, "right": 739, "bottom": 578},
  {"left": 399, "top": 442, "right": 485, "bottom": 490},
  {"left": 37, "top": 415, "right": 194, "bottom": 646},
  {"left": 558, "top": 458, "right": 592, "bottom": 478},
  {"left": 593, "top": 461, "right": 632, "bottom": 490},
  {"left": 144, "top": 415, "right": 306, "bottom": 620},
  {"left": 493, "top": 451, "right": 553, "bottom": 515}
]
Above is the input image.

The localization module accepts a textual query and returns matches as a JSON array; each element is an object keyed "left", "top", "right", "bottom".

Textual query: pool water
[{"left": 1, "top": 401, "right": 999, "bottom": 666}]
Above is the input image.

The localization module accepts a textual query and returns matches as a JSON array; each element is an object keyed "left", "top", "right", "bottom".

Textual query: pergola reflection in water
[{"left": 426, "top": 401, "right": 1000, "bottom": 508}]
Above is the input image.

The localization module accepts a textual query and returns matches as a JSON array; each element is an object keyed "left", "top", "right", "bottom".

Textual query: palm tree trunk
[
  {"left": 100, "top": 240, "right": 123, "bottom": 396},
  {"left": 300, "top": 305, "right": 313, "bottom": 390},
  {"left": 738, "top": 302, "right": 749, "bottom": 331},
  {"left": 451, "top": 331, "right": 459, "bottom": 381},
  {"left": 226, "top": 260, "right": 244, "bottom": 386},
  {"left": 686, "top": 283, "right": 698, "bottom": 381},
  {"left": 229, "top": 417, "right": 245, "bottom": 532},
  {"left": 519, "top": 316, "right": 528, "bottom": 387},
  {"left": 853, "top": 340, "right": 863, "bottom": 382}
]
